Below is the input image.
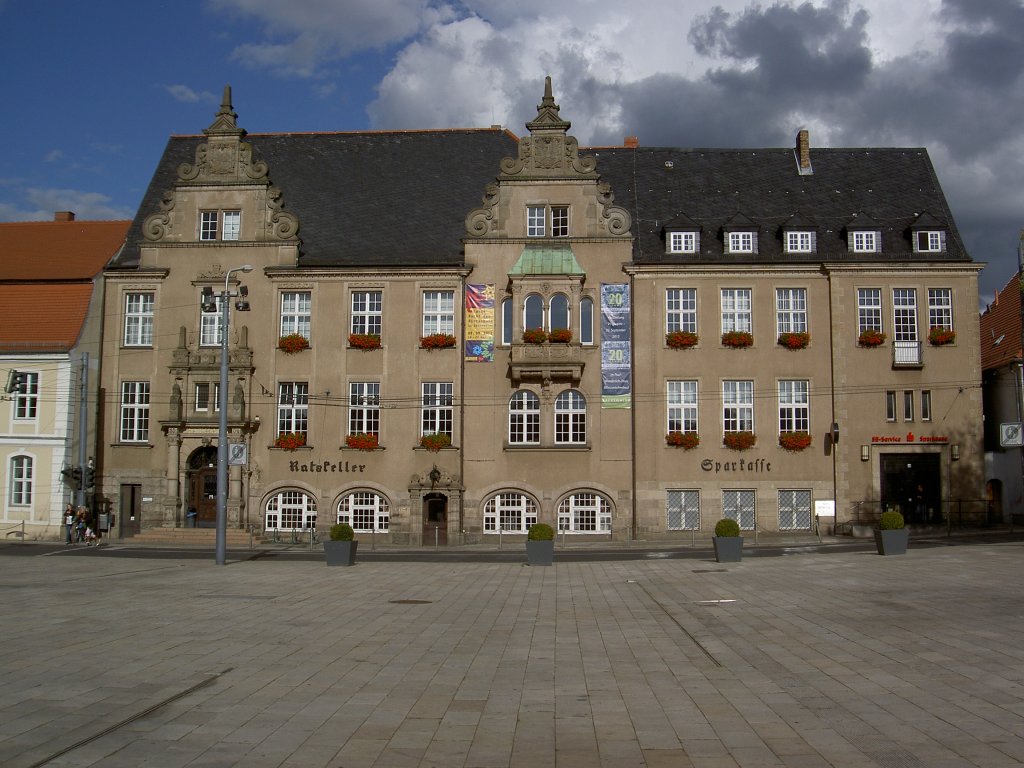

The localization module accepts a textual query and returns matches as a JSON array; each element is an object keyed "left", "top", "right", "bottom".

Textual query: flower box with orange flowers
[
  {"left": 420, "top": 333, "right": 457, "bottom": 349},
  {"left": 666, "top": 431, "right": 700, "bottom": 449},
  {"left": 522, "top": 328, "right": 547, "bottom": 344},
  {"left": 548, "top": 328, "right": 573, "bottom": 344},
  {"left": 721, "top": 331, "right": 754, "bottom": 348},
  {"left": 778, "top": 431, "right": 812, "bottom": 451},
  {"left": 348, "top": 333, "right": 382, "bottom": 350},
  {"left": 278, "top": 333, "right": 310, "bottom": 354},
  {"left": 928, "top": 327, "right": 956, "bottom": 346},
  {"left": 666, "top": 331, "right": 699, "bottom": 349},
  {"left": 723, "top": 431, "right": 756, "bottom": 450},
  {"left": 345, "top": 432, "right": 379, "bottom": 451},
  {"left": 419, "top": 433, "right": 452, "bottom": 452},
  {"left": 274, "top": 432, "right": 306, "bottom": 450},
  {"left": 858, "top": 329, "right": 886, "bottom": 347},
  {"left": 777, "top": 332, "right": 810, "bottom": 350}
]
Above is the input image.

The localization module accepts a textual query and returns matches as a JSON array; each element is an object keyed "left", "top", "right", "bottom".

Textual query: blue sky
[{"left": 2, "top": 0, "right": 1022, "bottom": 304}]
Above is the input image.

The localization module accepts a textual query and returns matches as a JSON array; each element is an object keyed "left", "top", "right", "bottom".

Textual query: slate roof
[{"left": 979, "top": 272, "right": 1022, "bottom": 372}]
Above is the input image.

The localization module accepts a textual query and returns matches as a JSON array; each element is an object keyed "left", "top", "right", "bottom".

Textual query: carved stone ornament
[
  {"left": 597, "top": 182, "right": 632, "bottom": 235},
  {"left": 465, "top": 183, "right": 500, "bottom": 237}
]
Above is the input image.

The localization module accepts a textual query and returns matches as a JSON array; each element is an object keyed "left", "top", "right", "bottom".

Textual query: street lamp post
[{"left": 212, "top": 265, "right": 253, "bottom": 565}]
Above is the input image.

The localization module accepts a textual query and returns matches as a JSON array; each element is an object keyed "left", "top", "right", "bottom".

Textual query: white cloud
[
  {"left": 21, "top": 188, "right": 134, "bottom": 221},
  {"left": 166, "top": 85, "right": 216, "bottom": 103},
  {"left": 44, "top": 149, "right": 63, "bottom": 163}
]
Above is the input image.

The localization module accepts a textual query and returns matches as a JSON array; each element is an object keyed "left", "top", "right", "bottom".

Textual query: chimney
[
  {"left": 623, "top": 136, "right": 639, "bottom": 148},
  {"left": 796, "top": 130, "right": 811, "bottom": 174},
  {"left": 54, "top": 211, "right": 76, "bottom": 222}
]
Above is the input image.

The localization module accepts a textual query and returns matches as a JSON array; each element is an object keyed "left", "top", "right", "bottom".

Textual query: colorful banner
[
  {"left": 465, "top": 283, "right": 495, "bottom": 362},
  {"left": 601, "top": 283, "right": 631, "bottom": 408}
]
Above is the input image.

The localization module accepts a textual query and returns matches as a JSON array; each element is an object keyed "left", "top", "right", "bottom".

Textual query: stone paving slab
[{"left": 0, "top": 540, "right": 1022, "bottom": 767}]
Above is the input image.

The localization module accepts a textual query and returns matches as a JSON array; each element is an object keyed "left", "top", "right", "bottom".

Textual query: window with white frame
[
  {"left": 915, "top": 231, "right": 943, "bottom": 253},
  {"left": 903, "top": 391, "right": 914, "bottom": 422},
  {"left": 120, "top": 381, "right": 150, "bottom": 442},
  {"left": 277, "top": 382, "right": 309, "bottom": 438},
  {"left": 728, "top": 231, "right": 754, "bottom": 253},
  {"left": 337, "top": 491, "right": 390, "bottom": 532},
  {"left": 550, "top": 294, "right": 570, "bottom": 331},
  {"left": 667, "top": 489, "right": 700, "bottom": 531},
  {"left": 723, "top": 489, "right": 756, "bottom": 530},
  {"left": 786, "top": 231, "right": 813, "bottom": 253},
  {"left": 348, "top": 382, "right": 380, "bottom": 436},
  {"left": 558, "top": 492, "right": 611, "bottom": 533},
  {"left": 857, "top": 288, "right": 882, "bottom": 333},
  {"left": 509, "top": 390, "right": 540, "bottom": 444},
  {"left": 483, "top": 492, "right": 537, "bottom": 533},
  {"left": 928, "top": 288, "right": 953, "bottom": 331},
  {"left": 421, "top": 382, "right": 453, "bottom": 437},
  {"left": 524, "top": 293, "right": 544, "bottom": 332},
  {"left": 778, "top": 489, "right": 811, "bottom": 530},
  {"left": 921, "top": 390, "right": 932, "bottom": 421},
  {"left": 280, "top": 291, "right": 311, "bottom": 339},
  {"left": 580, "top": 297, "right": 594, "bottom": 345},
  {"left": 778, "top": 380, "right": 809, "bottom": 432},
  {"left": 351, "top": 291, "right": 382, "bottom": 336},
  {"left": 199, "top": 210, "right": 241, "bottom": 241},
  {"left": 422, "top": 290, "right": 455, "bottom": 335},
  {"left": 721, "top": 289, "right": 752, "bottom": 333},
  {"left": 668, "top": 231, "right": 697, "bottom": 254},
  {"left": 9, "top": 455, "right": 33, "bottom": 506},
  {"left": 851, "top": 230, "right": 878, "bottom": 252},
  {"left": 501, "top": 298, "right": 513, "bottom": 345},
  {"left": 194, "top": 382, "right": 220, "bottom": 413},
  {"left": 551, "top": 205, "right": 569, "bottom": 237},
  {"left": 265, "top": 490, "right": 317, "bottom": 531},
  {"left": 667, "top": 380, "right": 698, "bottom": 434},
  {"left": 885, "top": 390, "right": 897, "bottom": 421},
  {"left": 893, "top": 289, "right": 918, "bottom": 341},
  {"left": 723, "top": 380, "right": 754, "bottom": 433},
  {"left": 527, "top": 205, "right": 546, "bottom": 237},
  {"left": 199, "top": 292, "right": 222, "bottom": 347},
  {"left": 124, "top": 292, "right": 154, "bottom": 346},
  {"left": 527, "top": 205, "right": 569, "bottom": 237},
  {"left": 667, "top": 288, "right": 697, "bottom": 334},
  {"left": 776, "top": 288, "right": 807, "bottom": 334},
  {"left": 14, "top": 372, "right": 39, "bottom": 420},
  {"left": 555, "top": 389, "right": 587, "bottom": 444}
]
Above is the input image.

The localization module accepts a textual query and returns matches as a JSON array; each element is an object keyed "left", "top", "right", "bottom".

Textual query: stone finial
[
  {"left": 527, "top": 76, "right": 571, "bottom": 132},
  {"left": 205, "top": 85, "right": 244, "bottom": 136}
]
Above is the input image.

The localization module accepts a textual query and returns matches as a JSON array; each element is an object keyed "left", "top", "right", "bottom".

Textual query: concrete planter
[
  {"left": 874, "top": 528, "right": 908, "bottom": 556},
  {"left": 713, "top": 536, "right": 743, "bottom": 563},
  {"left": 526, "top": 540, "right": 554, "bottom": 566},
  {"left": 324, "top": 540, "right": 358, "bottom": 566}
]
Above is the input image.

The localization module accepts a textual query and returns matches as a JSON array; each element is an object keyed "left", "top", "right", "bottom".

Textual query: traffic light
[
  {"left": 5, "top": 370, "right": 23, "bottom": 394},
  {"left": 84, "top": 465, "right": 96, "bottom": 489},
  {"left": 61, "top": 465, "right": 82, "bottom": 490}
]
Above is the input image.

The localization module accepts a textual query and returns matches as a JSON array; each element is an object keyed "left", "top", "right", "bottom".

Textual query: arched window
[
  {"left": 501, "top": 297, "right": 512, "bottom": 345},
  {"left": 554, "top": 389, "right": 587, "bottom": 444},
  {"left": 265, "top": 490, "right": 317, "bottom": 531},
  {"left": 509, "top": 391, "right": 540, "bottom": 444},
  {"left": 483, "top": 492, "right": 538, "bottom": 533},
  {"left": 557, "top": 492, "right": 611, "bottom": 533},
  {"left": 524, "top": 293, "right": 544, "bottom": 333},
  {"left": 9, "top": 455, "right": 33, "bottom": 506},
  {"left": 550, "top": 294, "right": 570, "bottom": 331},
  {"left": 337, "top": 491, "right": 390, "bottom": 531},
  {"left": 580, "top": 297, "right": 594, "bottom": 345}
]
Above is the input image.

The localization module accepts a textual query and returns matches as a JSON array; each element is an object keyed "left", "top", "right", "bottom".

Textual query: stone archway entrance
[
  {"left": 187, "top": 446, "right": 219, "bottom": 527},
  {"left": 422, "top": 493, "right": 447, "bottom": 546}
]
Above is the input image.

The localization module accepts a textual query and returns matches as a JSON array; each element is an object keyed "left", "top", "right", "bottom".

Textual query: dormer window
[
  {"left": 914, "top": 230, "right": 944, "bottom": 253},
  {"left": 200, "top": 210, "right": 240, "bottom": 241},
  {"left": 727, "top": 231, "right": 755, "bottom": 254},
  {"left": 527, "top": 205, "right": 569, "bottom": 237},
  {"left": 785, "top": 231, "right": 814, "bottom": 253},
  {"left": 668, "top": 231, "right": 698, "bottom": 254},
  {"left": 851, "top": 230, "right": 879, "bottom": 253}
]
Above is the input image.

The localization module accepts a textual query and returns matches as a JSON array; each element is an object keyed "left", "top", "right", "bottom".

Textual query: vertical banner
[
  {"left": 601, "top": 283, "right": 631, "bottom": 408},
  {"left": 464, "top": 283, "right": 495, "bottom": 362}
]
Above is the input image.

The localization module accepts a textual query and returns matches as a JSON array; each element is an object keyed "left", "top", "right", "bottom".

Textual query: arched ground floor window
[{"left": 265, "top": 490, "right": 317, "bottom": 531}]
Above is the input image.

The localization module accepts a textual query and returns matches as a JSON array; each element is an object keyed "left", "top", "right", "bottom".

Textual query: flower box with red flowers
[
  {"left": 777, "top": 332, "right": 810, "bottom": 350},
  {"left": 721, "top": 331, "right": 753, "bottom": 348},
  {"left": 278, "top": 333, "right": 310, "bottom": 354},
  {"left": 548, "top": 328, "right": 573, "bottom": 344},
  {"left": 666, "top": 431, "right": 700, "bottom": 449},
  {"left": 858, "top": 329, "right": 886, "bottom": 347},
  {"left": 420, "top": 333, "right": 457, "bottom": 350},
  {"left": 522, "top": 328, "right": 547, "bottom": 344},
  {"left": 419, "top": 433, "right": 452, "bottom": 452},
  {"left": 348, "top": 333, "right": 382, "bottom": 350},
  {"left": 723, "top": 431, "right": 756, "bottom": 450},
  {"left": 778, "top": 431, "right": 812, "bottom": 451},
  {"left": 345, "top": 432, "right": 379, "bottom": 451},
  {"left": 666, "top": 331, "right": 699, "bottom": 349},
  {"left": 928, "top": 327, "right": 956, "bottom": 346},
  {"left": 274, "top": 432, "right": 306, "bottom": 450}
]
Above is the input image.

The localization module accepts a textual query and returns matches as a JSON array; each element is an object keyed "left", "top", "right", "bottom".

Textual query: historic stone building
[{"left": 97, "top": 81, "right": 983, "bottom": 543}]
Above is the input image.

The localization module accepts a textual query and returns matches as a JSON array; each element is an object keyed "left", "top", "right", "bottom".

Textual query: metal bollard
[{"left": 434, "top": 525, "right": 439, "bottom": 549}]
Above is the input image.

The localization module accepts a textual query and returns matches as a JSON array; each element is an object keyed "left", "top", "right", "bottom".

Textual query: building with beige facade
[{"left": 97, "top": 81, "right": 983, "bottom": 544}]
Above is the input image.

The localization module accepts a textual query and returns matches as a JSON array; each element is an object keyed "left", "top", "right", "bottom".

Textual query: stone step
[{"left": 125, "top": 528, "right": 260, "bottom": 546}]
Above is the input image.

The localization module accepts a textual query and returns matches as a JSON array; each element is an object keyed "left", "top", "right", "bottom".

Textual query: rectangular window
[
  {"left": 915, "top": 231, "right": 942, "bottom": 252},
  {"left": 666, "top": 288, "right": 697, "bottom": 334},
  {"left": 668, "top": 232, "right": 697, "bottom": 253},
  {"left": 893, "top": 288, "right": 918, "bottom": 341},
  {"left": 200, "top": 211, "right": 218, "bottom": 241},
  {"left": 721, "top": 288, "right": 752, "bottom": 334},
  {"left": 776, "top": 288, "right": 807, "bottom": 334},
  {"left": 199, "top": 210, "right": 240, "bottom": 241},
  {"left": 723, "top": 380, "right": 754, "bottom": 433},
  {"left": 200, "top": 292, "right": 222, "bottom": 347},
  {"left": 222, "top": 211, "right": 240, "bottom": 241},
  {"left": 857, "top": 288, "right": 882, "bottom": 334},
  {"left": 728, "top": 232, "right": 753, "bottom": 253},
  {"left": 778, "top": 380, "right": 809, "bottom": 433},
  {"left": 348, "top": 382, "right": 380, "bottom": 436},
  {"left": 903, "top": 391, "right": 914, "bottom": 422},
  {"left": 667, "top": 490, "right": 700, "bottom": 531},
  {"left": 852, "top": 231, "right": 877, "bottom": 252},
  {"left": 501, "top": 298, "right": 513, "bottom": 346},
  {"left": 779, "top": 490, "right": 811, "bottom": 530},
  {"left": 667, "top": 380, "right": 698, "bottom": 434},
  {"left": 194, "top": 382, "right": 220, "bottom": 413},
  {"left": 921, "top": 390, "right": 932, "bottom": 422},
  {"left": 509, "top": 391, "right": 540, "bottom": 445},
  {"left": 422, "top": 290, "right": 455, "bottom": 335},
  {"left": 551, "top": 205, "right": 569, "bottom": 237},
  {"left": 10, "top": 456, "right": 33, "bottom": 506},
  {"left": 786, "top": 231, "right": 813, "bottom": 253},
  {"left": 351, "top": 291, "right": 382, "bottom": 336},
  {"left": 124, "top": 292, "right": 155, "bottom": 346},
  {"left": 928, "top": 288, "right": 953, "bottom": 331},
  {"left": 722, "top": 489, "right": 755, "bottom": 530},
  {"left": 886, "top": 391, "right": 897, "bottom": 421},
  {"left": 280, "top": 291, "right": 312, "bottom": 339},
  {"left": 120, "top": 381, "right": 150, "bottom": 442},
  {"left": 421, "top": 382, "right": 453, "bottom": 437},
  {"left": 527, "top": 205, "right": 546, "bottom": 237},
  {"left": 14, "top": 372, "right": 39, "bottom": 420},
  {"left": 277, "top": 382, "right": 309, "bottom": 437}
]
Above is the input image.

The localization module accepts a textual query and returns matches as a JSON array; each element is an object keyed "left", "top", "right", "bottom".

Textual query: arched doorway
[
  {"left": 187, "top": 446, "right": 219, "bottom": 528},
  {"left": 422, "top": 493, "right": 447, "bottom": 545}
]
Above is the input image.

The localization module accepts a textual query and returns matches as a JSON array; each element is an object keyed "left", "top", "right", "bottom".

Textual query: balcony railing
[
  {"left": 510, "top": 342, "right": 584, "bottom": 386},
  {"left": 892, "top": 340, "right": 922, "bottom": 367}
]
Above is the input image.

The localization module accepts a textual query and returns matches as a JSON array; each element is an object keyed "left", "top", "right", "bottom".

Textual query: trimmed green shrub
[
  {"left": 330, "top": 522, "right": 355, "bottom": 541},
  {"left": 527, "top": 523, "right": 555, "bottom": 541},
  {"left": 880, "top": 510, "right": 905, "bottom": 530},
  {"left": 714, "top": 518, "right": 741, "bottom": 537}
]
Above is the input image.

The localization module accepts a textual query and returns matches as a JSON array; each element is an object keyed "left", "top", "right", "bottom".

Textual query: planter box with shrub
[
  {"left": 712, "top": 518, "right": 743, "bottom": 563},
  {"left": 526, "top": 522, "right": 554, "bottom": 566},
  {"left": 874, "top": 510, "right": 908, "bottom": 555},
  {"left": 324, "top": 522, "right": 358, "bottom": 566}
]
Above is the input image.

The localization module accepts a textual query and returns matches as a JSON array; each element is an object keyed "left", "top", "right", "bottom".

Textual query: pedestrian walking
[
  {"left": 75, "top": 509, "right": 87, "bottom": 543},
  {"left": 63, "top": 504, "right": 75, "bottom": 545}
]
